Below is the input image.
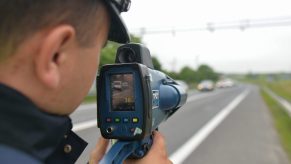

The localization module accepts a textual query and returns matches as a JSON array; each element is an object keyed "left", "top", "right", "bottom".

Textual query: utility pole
[
  {"left": 195, "top": 55, "right": 199, "bottom": 70},
  {"left": 171, "top": 58, "right": 177, "bottom": 72}
]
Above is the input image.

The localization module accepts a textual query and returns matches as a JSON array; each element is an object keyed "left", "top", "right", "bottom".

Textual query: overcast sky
[{"left": 121, "top": 0, "right": 291, "bottom": 73}]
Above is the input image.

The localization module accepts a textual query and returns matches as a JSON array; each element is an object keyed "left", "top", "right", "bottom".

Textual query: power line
[{"left": 130, "top": 16, "right": 291, "bottom": 35}]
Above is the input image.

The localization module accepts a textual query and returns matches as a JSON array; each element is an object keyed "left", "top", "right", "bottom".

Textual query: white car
[
  {"left": 216, "top": 79, "right": 234, "bottom": 88},
  {"left": 197, "top": 80, "right": 214, "bottom": 91},
  {"left": 113, "top": 81, "right": 122, "bottom": 90}
]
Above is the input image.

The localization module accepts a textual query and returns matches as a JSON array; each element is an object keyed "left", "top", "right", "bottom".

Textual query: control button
[
  {"left": 132, "top": 117, "right": 139, "bottom": 123},
  {"left": 115, "top": 118, "right": 121, "bottom": 123},
  {"left": 123, "top": 117, "right": 129, "bottom": 123},
  {"left": 106, "top": 118, "right": 112, "bottom": 123},
  {"left": 106, "top": 127, "right": 113, "bottom": 134},
  {"left": 130, "top": 128, "right": 135, "bottom": 133}
]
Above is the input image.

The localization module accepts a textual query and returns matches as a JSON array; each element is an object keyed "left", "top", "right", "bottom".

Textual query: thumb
[{"left": 89, "top": 137, "right": 109, "bottom": 164}]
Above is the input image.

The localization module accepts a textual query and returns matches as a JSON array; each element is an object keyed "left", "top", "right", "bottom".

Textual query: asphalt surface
[{"left": 71, "top": 84, "right": 290, "bottom": 164}]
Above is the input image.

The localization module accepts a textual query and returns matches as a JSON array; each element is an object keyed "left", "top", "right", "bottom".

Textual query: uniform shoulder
[{"left": 0, "top": 144, "right": 41, "bottom": 164}]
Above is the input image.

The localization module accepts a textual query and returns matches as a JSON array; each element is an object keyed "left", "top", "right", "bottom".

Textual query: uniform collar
[{"left": 0, "top": 83, "right": 73, "bottom": 161}]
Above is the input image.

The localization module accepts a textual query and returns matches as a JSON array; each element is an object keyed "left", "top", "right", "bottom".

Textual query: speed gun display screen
[{"left": 110, "top": 73, "right": 135, "bottom": 111}]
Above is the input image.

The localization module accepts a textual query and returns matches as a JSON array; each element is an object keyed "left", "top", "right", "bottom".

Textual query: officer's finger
[
  {"left": 96, "top": 137, "right": 109, "bottom": 158},
  {"left": 89, "top": 137, "right": 109, "bottom": 164},
  {"left": 150, "top": 131, "right": 167, "bottom": 156}
]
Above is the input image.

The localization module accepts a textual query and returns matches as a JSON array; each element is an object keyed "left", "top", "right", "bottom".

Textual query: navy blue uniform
[{"left": 0, "top": 84, "right": 88, "bottom": 164}]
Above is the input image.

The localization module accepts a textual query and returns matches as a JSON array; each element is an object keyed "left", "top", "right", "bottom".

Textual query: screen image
[{"left": 110, "top": 73, "right": 135, "bottom": 111}]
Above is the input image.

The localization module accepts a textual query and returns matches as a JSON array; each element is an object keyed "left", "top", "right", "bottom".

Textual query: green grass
[
  {"left": 261, "top": 90, "right": 291, "bottom": 161},
  {"left": 266, "top": 80, "right": 291, "bottom": 102},
  {"left": 244, "top": 79, "right": 291, "bottom": 102},
  {"left": 83, "top": 95, "right": 97, "bottom": 103}
]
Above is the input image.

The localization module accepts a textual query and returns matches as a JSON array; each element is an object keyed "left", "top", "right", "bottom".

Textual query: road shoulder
[{"left": 184, "top": 86, "right": 289, "bottom": 164}]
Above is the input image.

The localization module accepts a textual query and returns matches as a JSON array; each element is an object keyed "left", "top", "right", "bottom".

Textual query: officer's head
[{"left": 0, "top": 0, "right": 130, "bottom": 114}]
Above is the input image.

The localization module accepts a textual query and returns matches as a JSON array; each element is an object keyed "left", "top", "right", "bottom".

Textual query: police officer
[{"left": 0, "top": 0, "right": 172, "bottom": 163}]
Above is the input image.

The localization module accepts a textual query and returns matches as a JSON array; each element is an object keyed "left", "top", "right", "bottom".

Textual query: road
[{"left": 71, "top": 84, "right": 290, "bottom": 164}]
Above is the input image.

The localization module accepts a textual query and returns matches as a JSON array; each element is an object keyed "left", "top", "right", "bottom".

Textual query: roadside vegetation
[
  {"left": 243, "top": 78, "right": 291, "bottom": 102},
  {"left": 243, "top": 74, "right": 291, "bottom": 162},
  {"left": 265, "top": 80, "right": 291, "bottom": 102},
  {"left": 83, "top": 95, "right": 96, "bottom": 103},
  {"left": 241, "top": 73, "right": 291, "bottom": 100},
  {"left": 261, "top": 89, "right": 291, "bottom": 161}
]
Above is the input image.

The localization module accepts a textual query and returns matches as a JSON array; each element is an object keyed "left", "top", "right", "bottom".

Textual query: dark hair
[{"left": 0, "top": 0, "right": 103, "bottom": 59}]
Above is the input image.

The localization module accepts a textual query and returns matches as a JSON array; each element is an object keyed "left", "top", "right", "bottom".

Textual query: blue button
[{"left": 123, "top": 118, "right": 129, "bottom": 123}]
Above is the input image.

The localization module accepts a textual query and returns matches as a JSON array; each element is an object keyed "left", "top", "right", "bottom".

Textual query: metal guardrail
[{"left": 263, "top": 87, "right": 291, "bottom": 117}]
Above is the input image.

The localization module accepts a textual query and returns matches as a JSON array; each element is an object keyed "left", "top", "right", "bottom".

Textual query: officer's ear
[{"left": 34, "top": 25, "right": 76, "bottom": 89}]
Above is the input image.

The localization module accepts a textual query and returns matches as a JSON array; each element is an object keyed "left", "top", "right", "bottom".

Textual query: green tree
[
  {"left": 152, "top": 56, "right": 162, "bottom": 71},
  {"left": 130, "top": 34, "right": 142, "bottom": 43},
  {"left": 100, "top": 34, "right": 143, "bottom": 67},
  {"left": 163, "top": 70, "right": 180, "bottom": 79},
  {"left": 197, "top": 64, "right": 218, "bottom": 82},
  {"left": 100, "top": 41, "right": 119, "bottom": 66},
  {"left": 178, "top": 66, "right": 197, "bottom": 83}
]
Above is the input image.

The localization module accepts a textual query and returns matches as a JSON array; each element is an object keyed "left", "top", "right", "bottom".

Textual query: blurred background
[{"left": 75, "top": 0, "right": 291, "bottom": 163}]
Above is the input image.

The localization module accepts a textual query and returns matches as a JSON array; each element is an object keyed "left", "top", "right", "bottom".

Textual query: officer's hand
[
  {"left": 89, "top": 137, "right": 109, "bottom": 164},
  {"left": 124, "top": 131, "right": 173, "bottom": 164},
  {"left": 89, "top": 131, "right": 172, "bottom": 164}
]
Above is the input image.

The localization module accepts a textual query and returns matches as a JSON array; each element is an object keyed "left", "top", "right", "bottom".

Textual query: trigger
[{"left": 143, "top": 143, "right": 151, "bottom": 152}]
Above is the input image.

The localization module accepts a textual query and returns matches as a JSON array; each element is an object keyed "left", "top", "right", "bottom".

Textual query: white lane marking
[
  {"left": 73, "top": 120, "right": 97, "bottom": 132},
  {"left": 72, "top": 92, "right": 217, "bottom": 132},
  {"left": 76, "top": 103, "right": 96, "bottom": 111},
  {"left": 72, "top": 92, "right": 220, "bottom": 132},
  {"left": 186, "top": 91, "right": 220, "bottom": 102},
  {"left": 73, "top": 88, "right": 244, "bottom": 131},
  {"left": 170, "top": 89, "right": 250, "bottom": 164}
]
